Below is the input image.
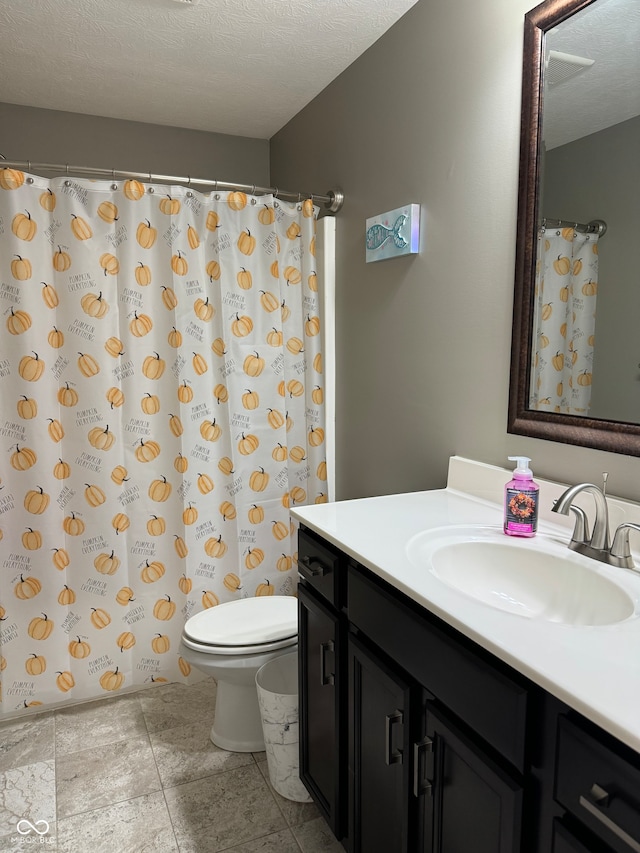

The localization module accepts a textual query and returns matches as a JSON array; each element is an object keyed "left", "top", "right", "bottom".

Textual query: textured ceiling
[
  {"left": 543, "top": 0, "right": 640, "bottom": 149},
  {"left": 0, "top": 0, "right": 420, "bottom": 139}
]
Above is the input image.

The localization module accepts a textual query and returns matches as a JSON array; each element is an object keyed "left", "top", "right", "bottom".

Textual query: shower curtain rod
[
  {"left": 0, "top": 157, "right": 345, "bottom": 213},
  {"left": 541, "top": 217, "right": 607, "bottom": 237}
]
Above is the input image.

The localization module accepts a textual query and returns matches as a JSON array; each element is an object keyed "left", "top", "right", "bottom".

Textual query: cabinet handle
[
  {"left": 579, "top": 785, "right": 640, "bottom": 853},
  {"left": 413, "top": 737, "right": 434, "bottom": 798},
  {"left": 384, "top": 710, "right": 404, "bottom": 766},
  {"left": 299, "top": 555, "right": 328, "bottom": 579},
  {"left": 320, "top": 640, "right": 335, "bottom": 686}
]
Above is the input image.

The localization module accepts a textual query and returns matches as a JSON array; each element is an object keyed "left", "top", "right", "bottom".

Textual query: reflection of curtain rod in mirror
[{"left": 540, "top": 218, "right": 607, "bottom": 237}]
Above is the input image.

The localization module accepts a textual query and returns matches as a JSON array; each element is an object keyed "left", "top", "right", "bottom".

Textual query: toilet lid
[{"left": 183, "top": 595, "right": 297, "bottom": 647}]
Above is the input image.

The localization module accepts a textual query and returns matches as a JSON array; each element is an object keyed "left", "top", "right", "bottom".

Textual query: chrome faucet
[{"left": 552, "top": 482, "right": 640, "bottom": 571}]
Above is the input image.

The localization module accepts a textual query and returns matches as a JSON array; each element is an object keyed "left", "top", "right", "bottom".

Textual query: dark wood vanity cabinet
[
  {"left": 346, "top": 565, "right": 525, "bottom": 853},
  {"left": 297, "top": 524, "right": 640, "bottom": 853},
  {"left": 297, "top": 528, "right": 346, "bottom": 837},
  {"left": 347, "top": 631, "right": 522, "bottom": 853}
]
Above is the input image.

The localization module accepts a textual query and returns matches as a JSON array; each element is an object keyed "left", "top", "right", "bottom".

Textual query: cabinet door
[
  {"left": 423, "top": 705, "right": 523, "bottom": 853},
  {"left": 348, "top": 632, "right": 412, "bottom": 853},
  {"left": 298, "top": 582, "right": 343, "bottom": 836},
  {"left": 552, "top": 819, "right": 607, "bottom": 853}
]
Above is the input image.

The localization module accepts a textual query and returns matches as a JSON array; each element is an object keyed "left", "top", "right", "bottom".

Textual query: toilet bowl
[{"left": 179, "top": 595, "right": 298, "bottom": 752}]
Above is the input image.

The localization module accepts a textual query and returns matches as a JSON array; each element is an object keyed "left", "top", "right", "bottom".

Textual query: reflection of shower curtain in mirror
[{"left": 529, "top": 226, "right": 599, "bottom": 415}]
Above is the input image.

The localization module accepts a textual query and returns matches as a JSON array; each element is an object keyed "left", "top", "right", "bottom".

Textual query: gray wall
[
  {"left": 271, "top": 0, "right": 640, "bottom": 502},
  {"left": 0, "top": 102, "right": 269, "bottom": 186},
  {"left": 543, "top": 116, "right": 640, "bottom": 423}
]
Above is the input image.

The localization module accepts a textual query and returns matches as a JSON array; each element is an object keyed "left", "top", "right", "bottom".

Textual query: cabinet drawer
[
  {"left": 348, "top": 564, "right": 529, "bottom": 771},
  {"left": 556, "top": 715, "right": 640, "bottom": 853},
  {"left": 298, "top": 527, "right": 343, "bottom": 608}
]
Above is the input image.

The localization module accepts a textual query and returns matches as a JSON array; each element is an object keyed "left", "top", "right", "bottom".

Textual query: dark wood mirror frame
[{"left": 508, "top": 0, "right": 640, "bottom": 456}]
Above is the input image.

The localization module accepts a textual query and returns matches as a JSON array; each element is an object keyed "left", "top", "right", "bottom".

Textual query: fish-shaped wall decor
[
  {"left": 365, "top": 204, "right": 420, "bottom": 263},
  {"left": 366, "top": 215, "right": 408, "bottom": 251}
]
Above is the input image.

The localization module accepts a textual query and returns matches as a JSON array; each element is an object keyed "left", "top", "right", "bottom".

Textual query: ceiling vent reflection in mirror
[{"left": 546, "top": 50, "right": 595, "bottom": 86}]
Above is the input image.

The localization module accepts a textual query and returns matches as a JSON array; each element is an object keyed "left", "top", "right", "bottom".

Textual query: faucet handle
[
  {"left": 553, "top": 500, "right": 590, "bottom": 544},
  {"left": 568, "top": 505, "right": 590, "bottom": 545},
  {"left": 609, "top": 522, "right": 640, "bottom": 570}
]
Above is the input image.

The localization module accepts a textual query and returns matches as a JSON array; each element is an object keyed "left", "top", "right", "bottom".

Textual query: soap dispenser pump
[{"left": 504, "top": 456, "right": 539, "bottom": 538}]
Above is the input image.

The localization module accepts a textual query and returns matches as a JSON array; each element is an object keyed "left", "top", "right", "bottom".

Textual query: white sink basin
[{"left": 405, "top": 526, "right": 635, "bottom": 626}]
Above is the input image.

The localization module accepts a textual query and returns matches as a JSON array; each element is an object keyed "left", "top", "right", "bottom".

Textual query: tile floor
[{"left": 0, "top": 677, "right": 344, "bottom": 853}]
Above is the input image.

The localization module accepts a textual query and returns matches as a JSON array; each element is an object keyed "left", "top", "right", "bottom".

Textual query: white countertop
[{"left": 291, "top": 469, "right": 640, "bottom": 754}]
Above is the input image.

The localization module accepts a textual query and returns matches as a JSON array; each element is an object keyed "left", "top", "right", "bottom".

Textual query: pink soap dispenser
[{"left": 504, "top": 456, "right": 539, "bottom": 538}]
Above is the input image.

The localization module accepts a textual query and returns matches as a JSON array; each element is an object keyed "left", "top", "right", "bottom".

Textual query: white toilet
[{"left": 179, "top": 595, "right": 298, "bottom": 752}]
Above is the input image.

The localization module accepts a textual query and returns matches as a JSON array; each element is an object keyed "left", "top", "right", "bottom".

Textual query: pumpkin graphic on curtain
[{"left": 0, "top": 168, "right": 327, "bottom": 714}]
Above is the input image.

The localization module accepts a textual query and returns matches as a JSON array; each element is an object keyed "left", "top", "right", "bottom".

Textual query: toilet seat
[
  {"left": 181, "top": 634, "right": 297, "bottom": 655},
  {"left": 182, "top": 595, "right": 298, "bottom": 656}
]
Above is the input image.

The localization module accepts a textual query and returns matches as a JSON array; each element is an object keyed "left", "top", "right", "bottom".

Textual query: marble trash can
[{"left": 255, "top": 651, "right": 312, "bottom": 802}]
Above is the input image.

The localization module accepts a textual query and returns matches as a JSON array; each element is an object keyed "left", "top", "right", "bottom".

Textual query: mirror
[{"left": 508, "top": 0, "right": 640, "bottom": 455}]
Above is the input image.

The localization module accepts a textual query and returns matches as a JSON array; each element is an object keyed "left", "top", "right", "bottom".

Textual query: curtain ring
[
  {"left": 273, "top": 187, "right": 279, "bottom": 198},
  {"left": 27, "top": 160, "right": 31, "bottom": 171},
  {"left": 187, "top": 175, "right": 191, "bottom": 187},
  {"left": 65, "top": 164, "right": 69, "bottom": 176},
  {"left": 251, "top": 185, "right": 255, "bottom": 195}
]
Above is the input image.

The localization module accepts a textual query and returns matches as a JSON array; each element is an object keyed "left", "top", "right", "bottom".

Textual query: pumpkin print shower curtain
[
  {"left": 0, "top": 168, "right": 326, "bottom": 714},
  {"left": 529, "top": 226, "right": 599, "bottom": 415}
]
